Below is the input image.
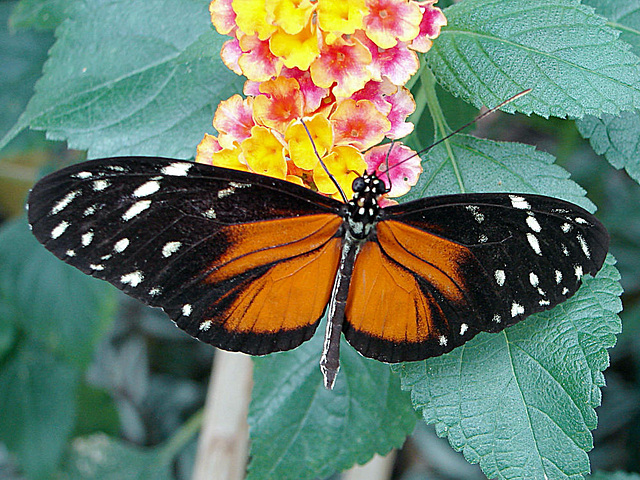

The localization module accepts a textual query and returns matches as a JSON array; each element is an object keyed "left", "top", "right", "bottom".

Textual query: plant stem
[{"left": 421, "top": 67, "right": 466, "bottom": 193}]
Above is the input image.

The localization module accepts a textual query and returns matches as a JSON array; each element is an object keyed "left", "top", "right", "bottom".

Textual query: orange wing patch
[
  {"left": 343, "top": 220, "right": 476, "bottom": 362},
  {"left": 206, "top": 214, "right": 342, "bottom": 283},
  {"left": 376, "top": 220, "right": 471, "bottom": 302},
  {"left": 222, "top": 237, "right": 342, "bottom": 334},
  {"left": 345, "top": 241, "right": 438, "bottom": 343}
]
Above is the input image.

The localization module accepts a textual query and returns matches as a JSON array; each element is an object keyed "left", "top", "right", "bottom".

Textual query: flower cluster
[{"left": 197, "top": 0, "right": 446, "bottom": 200}]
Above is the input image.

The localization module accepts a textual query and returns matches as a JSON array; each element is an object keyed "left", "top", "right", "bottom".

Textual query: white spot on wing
[
  {"left": 66, "top": 250, "right": 76, "bottom": 257},
  {"left": 561, "top": 244, "right": 570, "bottom": 256},
  {"left": 576, "top": 234, "right": 591, "bottom": 259},
  {"left": 182, "top": 304, "right": 192, "bottom": 316},
  {"left": 575, "top": 217, "right": 588, "bottom": 225},
  {"left": 509, "top": 195, "right": 530, "bottom": 210},
  {"left": 478, "top": 234, "right": 488, "bottom": 243},
  {"left": 539, "top": 299, "right": 550, "bottom": 306},
  {"left": 460, "top": 323, "right": 468, "bottom": 335},
  {"left": 84, "top": 205, "right": 97, "bottom": 216},
  {"left": 529, "top": 272, "right": 539, "bottom": 287},
  {"left": 90, "top": 264, "right": 104, "bottom": 271},
  {"left": 51, "top": 221, "right": 69, "bottom": 239},
  {"left": 494, "top": 269, "right": 506, "bottom": 286},
  {"left": 574, "top": 265, "right": 584, "bottom": 279},
  {"left": 74, "top": 171, "right": 92, "bottom": 179},
  {"left": 199, "top": 320, "right": 212, "bottom": 331},
  {"left": 218, "top": 186, "right": 236, "bottom": 198},
  {"left": 203, "top": 208, "right": 217, "bottom": 219},
  {"left": 561, "top": 223, "right": 572, "bottom": 233},
  {"left": 92, "top": 180, "right": 110, "bottom": 191},
  {"left": 229, "top": 181, "right": 251, "bottom": 189},
  {"left": 121, "top": 271, "right": 144, "bottom": 287},
  {"left": 133, "top": 180, "right": 160, "bottom": 197},
  {"left": 162, "top": 241, "right": 182, "bottom": 257},
  {"left": 122, "top": 200, "right": 151, "bottom": 221},
  {"left": 465, "top": 205, "right": 484, "bottom": 223},
  {"left": 527, "top": 233, "right": 542, "bottom": 255},
  {"left": 492, "top": 314, "right": 502, "bottom": 323},
  {"left": 562, "top": 287, "right": 569, "bottom": 295},
  {"left": 439, "top": 335, "right": 448, "bottom": 346},
  {"left": 161, "top": 162, "right": 191, "bottom": 176},
  {"left": 149, "top": 287, "right": 161, "bottom": 296},
  {"left": 511, "top": 302, "right": 525, "bottom": 317},
  {"left": 555, "top": 270, "right": 562, "bottom": 284},
  {"left": 526, "top": 214, "right": 541, "bottom": 232},
  {"left": 51, "top": 190, "right": 81, "bottom": 215},
  {"left": 81, "top": 230, "right": 94, "bottom": 247},
  {"left": 114, "top": 238, "right": 130, "bottom": 253}
]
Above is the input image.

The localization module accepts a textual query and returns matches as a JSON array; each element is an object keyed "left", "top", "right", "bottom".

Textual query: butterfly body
[{"left": 27, "top": 157, "right": 609, "bottom": 389}]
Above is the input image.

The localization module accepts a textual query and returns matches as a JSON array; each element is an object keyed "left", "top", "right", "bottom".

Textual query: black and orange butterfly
[{"left": 27, "top": 155, "right": 609, "bottom": 388}]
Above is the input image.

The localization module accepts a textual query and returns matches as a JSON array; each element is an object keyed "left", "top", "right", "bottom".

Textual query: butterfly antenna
[
  {"left": 300, "top": 119, "right": 349, "bottom": 203},
  {"left": 379, "top": 88, "right": 532, "bottom": 176}
]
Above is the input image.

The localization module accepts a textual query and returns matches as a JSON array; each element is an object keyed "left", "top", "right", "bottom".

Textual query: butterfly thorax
[{"left": 346, "top": 173, "right": 388, "bottom": 240}]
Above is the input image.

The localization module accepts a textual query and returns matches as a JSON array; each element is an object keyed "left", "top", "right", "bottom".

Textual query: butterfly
[{"left": 27, "top": 156, "right": 609, "bottom": 388}]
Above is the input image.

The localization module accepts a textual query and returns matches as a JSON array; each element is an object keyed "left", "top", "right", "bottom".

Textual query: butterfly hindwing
[
  {"left": 343, "top": 192, "right": 609, "bottom": 362},
  {"left": 28, "top": 157, "right": 345, "bottom": 354}
]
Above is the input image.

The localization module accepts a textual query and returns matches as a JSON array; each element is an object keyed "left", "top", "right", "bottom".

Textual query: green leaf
[
  {"left": 406, "top": 134, "right": 594, "bottom": 209},
  {"left": 582, "top": 0, "right": 640, "bottom": 56},
  {"left": 576, "top": 113, "right": 640, "bottom": 184},
  {"left": 0, "top": 1, "right": 54, "bottom": 152},
  {"left": 576, "top": 2, "right": 640, "bottom": 185},
  {"left": 0, "top": 341, "right": 79, "bottom": 479},
  {"left": 9, "top": 0, "right": 72, "bottom": 31},
  {"left": 428, "top": 0, "right": 640, "bottom": 118},
  {"left": 247, "top": 327, "right": 416, "bottom": 480},
  {"left": 1, "top": 0, "right": 244, "bottom": 158},
  {"left": 0, "top": 217, "right": 115, "bottom": 367},
  {"left": 61, "top": 434, "right": 173, "bottom": 480},
  {"left": 397, "top": 256, "right": 622, "bottom": 480}
]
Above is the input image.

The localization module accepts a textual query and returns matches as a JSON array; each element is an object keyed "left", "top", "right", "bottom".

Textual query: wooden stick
[{"left": 192, "top": 351, "right": 253, "bottom": 480}]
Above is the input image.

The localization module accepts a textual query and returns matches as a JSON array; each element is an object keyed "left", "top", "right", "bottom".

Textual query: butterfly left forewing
[
  {"left": 343, "top": 192, "right": 609, "bottom": 363},
  {"left": 28, "top": 157, "right": 344, "bottom": 354}
]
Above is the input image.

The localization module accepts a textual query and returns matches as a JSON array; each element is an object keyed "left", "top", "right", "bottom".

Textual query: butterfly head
[{"left": 346, "top": 173, "right": 389, "bottom": 239}]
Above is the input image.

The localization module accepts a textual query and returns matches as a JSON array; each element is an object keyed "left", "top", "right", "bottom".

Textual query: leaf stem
[
  {"left": 421, "top": 67, "right": 466, "bottom": 193},
  {"left": 159, "top": 408, "right": 204, "bottom": 462}
]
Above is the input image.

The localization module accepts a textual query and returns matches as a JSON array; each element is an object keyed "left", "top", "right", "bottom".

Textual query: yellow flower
[
  {"left": 286, "top": 114, "right": 334, "bottom": 170},
  {"left": 313, "top": 145, "right": 367, "bottom": 198},
  {"left": 241, "top": 126, "right": 287, "bottom": 179}
]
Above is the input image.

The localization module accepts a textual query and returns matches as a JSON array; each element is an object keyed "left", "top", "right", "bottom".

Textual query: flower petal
[
  {"left": 363, "top": 0, "right": 422, "bottom": 49},
  {"left": 242, "top": 126, "right": 287, "bottom": 178},
  {"left": 385, "top": 86, "right": 416, "bottom": 139},
  {"left": 213, "top": 94, "right": 256, "bottom": 149},
  {"left": 331, "top": 98, "right": 390, "bottom": 150},
  {"left": 238, "top": 34, "right": 283, "bottom": 81},
  {"left": 253, "top": 76, "right": 304, "bottom": 131},
  {"left": 265, "top": 0, "right": 315, "bottom": 35},
  {"left": 286, "top": 114, "right": 334, "bottom": 170},
  {"left": 269, "top": 22, "right": 320, "bottom": 71},
  {"left": 210, "top": 0, "right": 237, "bottom": 35},
  {"left": 232, "top": 0, "right": 277, "bottom": 40},
  {"left": 313, "top": 145, "right": 367, "bottom": 198},
  {"left": 410, "top": 1, "right": 447, "bottom": 52},
  {"left": 317, "top": 0, "right": 367, "bottom": 37},
  {"left": 310, "top": 36, "right": 372, "bottom": 98}
]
